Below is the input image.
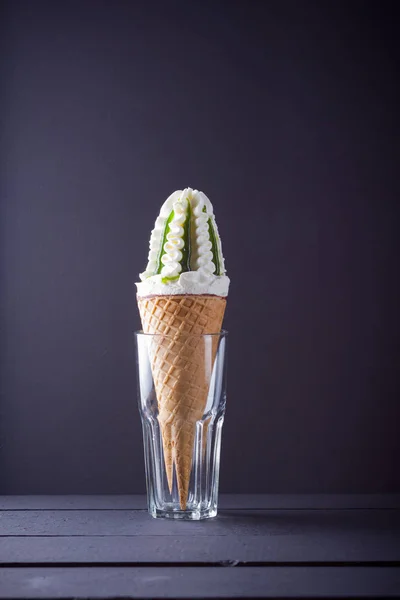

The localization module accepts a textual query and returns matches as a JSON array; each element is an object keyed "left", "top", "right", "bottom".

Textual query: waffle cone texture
[{"left": 137, "top": 294, "right": 226, "bottom": 509}]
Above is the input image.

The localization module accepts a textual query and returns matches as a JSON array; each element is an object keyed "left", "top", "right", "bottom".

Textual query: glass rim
[{"left": 135, "top": 329, "right": 228, "bottom": 338}]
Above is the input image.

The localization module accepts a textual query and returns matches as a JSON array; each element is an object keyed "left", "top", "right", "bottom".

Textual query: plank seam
[
  {"left": 1, "top": 561, "right": 400, "bottom": 568},
  {"left": 1, "top": 507, "right": 399, "bottom": 512}
]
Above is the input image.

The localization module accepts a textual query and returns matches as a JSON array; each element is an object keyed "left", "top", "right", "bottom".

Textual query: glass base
[{"left": 149, "top": 504, "right": 217, "bottom": 521}]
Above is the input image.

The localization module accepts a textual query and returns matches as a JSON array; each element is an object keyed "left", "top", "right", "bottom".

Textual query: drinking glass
[{"left": 135, "top": 331, "right": 228, "bottom": 520}]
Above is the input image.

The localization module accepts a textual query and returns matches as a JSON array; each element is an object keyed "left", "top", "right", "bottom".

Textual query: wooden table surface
[{"left": 1, "top": 494, "right": 400, "bottom": 598}]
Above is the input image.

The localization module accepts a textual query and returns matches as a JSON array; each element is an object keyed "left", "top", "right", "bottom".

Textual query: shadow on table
[{"left": 216, "top": 509, "right": 400, "bottom": 535}]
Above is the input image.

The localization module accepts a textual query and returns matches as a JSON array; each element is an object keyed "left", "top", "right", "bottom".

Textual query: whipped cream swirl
[{"left": 137, "top": 188, "right": 229, "bottom": 297}]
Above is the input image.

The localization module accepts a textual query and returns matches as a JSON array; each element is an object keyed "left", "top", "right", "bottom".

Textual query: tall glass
[{"left": 135, "top": 331, "right": 228, "bottom": 520}]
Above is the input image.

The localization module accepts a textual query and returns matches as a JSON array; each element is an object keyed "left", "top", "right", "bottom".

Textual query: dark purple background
[{"left": 1, "top": 0, "right": 399, "bottom": 493}]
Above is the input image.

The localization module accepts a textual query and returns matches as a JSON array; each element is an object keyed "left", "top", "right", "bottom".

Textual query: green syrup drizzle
[
  {"left": 160, "top": 198, "right": 191, "bottom": 283},
  {"left": 156, "top": 209, "right": 175, "bottom": 275},
  {"left": 203, "top": 206, "right": 222, "bottom": 276}
]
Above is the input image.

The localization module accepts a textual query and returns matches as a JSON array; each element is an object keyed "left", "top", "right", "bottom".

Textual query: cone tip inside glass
[{"left": 136, "top": 188, "right": 230, "bottom": 297}]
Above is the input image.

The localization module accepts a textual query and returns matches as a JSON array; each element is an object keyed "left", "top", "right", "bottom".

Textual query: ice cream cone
[{"left": 137, "top": 294, "right": 226, "bottom": 509}]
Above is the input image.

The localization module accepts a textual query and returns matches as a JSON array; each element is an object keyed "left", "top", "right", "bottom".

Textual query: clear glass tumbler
[{"left": 135, "top": 331, "right": 227, "bottom": 520}]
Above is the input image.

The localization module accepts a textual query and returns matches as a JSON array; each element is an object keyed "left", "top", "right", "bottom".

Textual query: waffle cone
[{"left": 137, "top": 294, "right": 226, "bottom": 509}]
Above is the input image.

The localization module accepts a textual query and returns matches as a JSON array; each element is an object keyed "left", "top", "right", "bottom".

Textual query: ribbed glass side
[{"left": 135, "top": 332, "right": 227, "bottom": 520}]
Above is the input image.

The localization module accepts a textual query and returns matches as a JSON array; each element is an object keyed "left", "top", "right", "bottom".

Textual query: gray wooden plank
[
  {"left": 1, "top": 508, "right": 399, "bottom": 537},
  {"left": 1, "top": 494, "right": 399, "bottom": 510},
  {"left": 1, "top": 532, "right": 400, "bottom": 564},
  {"left": 0, "top": 566, "right": 399, "bottom": 598},
  {"left": 0, "top": 496, "right": 147, "bottom": 511}
]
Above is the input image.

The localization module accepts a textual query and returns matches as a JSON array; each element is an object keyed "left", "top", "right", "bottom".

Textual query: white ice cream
[
  {"left": 136, "top": 271, "right": 230, "bottom": 297},
  {"left": 136, "top": 188, "right": 230, "bottom": 297}
]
